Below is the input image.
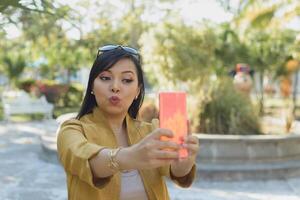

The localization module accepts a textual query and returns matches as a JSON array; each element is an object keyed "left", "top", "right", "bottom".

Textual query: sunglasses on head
[{"left": 97, "top": 45, "right": 140, "bottom": 60}]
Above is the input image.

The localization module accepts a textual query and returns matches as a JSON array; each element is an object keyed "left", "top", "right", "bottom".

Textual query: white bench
[{"left": 2, "top": 91, "right": 54, "bottom": 121}]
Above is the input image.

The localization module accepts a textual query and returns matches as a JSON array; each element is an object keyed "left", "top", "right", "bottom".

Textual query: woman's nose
[{"left": 111, "top": 80, "right": 120, "bottom": 93}]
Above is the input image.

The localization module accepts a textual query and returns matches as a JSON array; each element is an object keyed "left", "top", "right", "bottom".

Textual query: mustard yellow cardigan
[{"left": 57, "top": 107, "right": 196, "bottom": 200}]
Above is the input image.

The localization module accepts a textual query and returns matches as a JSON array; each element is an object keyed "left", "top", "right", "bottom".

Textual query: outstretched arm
[{"left": 90, "top": 127, "right": 181, "bottom": 178}]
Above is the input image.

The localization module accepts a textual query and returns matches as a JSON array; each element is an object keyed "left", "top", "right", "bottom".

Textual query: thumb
[{"left": 151, "top": 118, "right": 159, "bottom": 129}]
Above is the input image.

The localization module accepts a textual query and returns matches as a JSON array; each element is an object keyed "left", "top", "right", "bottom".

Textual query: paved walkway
[{"left": 1, "top": 121, "right": 300, "bottom": 200}]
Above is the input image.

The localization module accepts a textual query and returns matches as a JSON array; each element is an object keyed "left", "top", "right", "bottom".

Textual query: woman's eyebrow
[
  {"left": 122, "top": 70, "right": 134, "bottom": 74},
  {"left": 105, "top": 70, "right": 133, "bottom": 74}
]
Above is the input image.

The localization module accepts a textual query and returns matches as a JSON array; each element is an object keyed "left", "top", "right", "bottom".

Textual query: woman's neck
[
  {"left": 105, "top": 113, "right": 127, "bottom": 134},
  {"left": 104, "top": 113, "right": 129, "bottom": 147}
]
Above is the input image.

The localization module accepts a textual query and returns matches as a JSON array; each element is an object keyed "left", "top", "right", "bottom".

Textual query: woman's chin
[{"left": 104, "top": 107, "right": 127, "bottom": 116}]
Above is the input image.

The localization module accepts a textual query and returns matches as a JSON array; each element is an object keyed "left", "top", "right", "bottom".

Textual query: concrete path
[
  {"left": 0, "top": 121, "right": 66, "bottom": 200},
  {"left": 1, "top": 121, "right": 300, "bottom": 200}
]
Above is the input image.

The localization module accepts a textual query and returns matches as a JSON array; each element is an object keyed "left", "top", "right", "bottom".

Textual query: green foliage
[
  {"left": 231, "top": 0, "right": 300, "bottom": 30},
  {"left": 250, "top": 7, "right": 276, "bottom": 28},
  {"left": 59, "top": 83, "right": 84, "bottom": 108},
  {"left": 0, "top": 0, "right": 57, "bottom": 13},
  {"left": 53, "top": 106, "right": 79, "bottom": 119},
  {"left": 0, "top": 100, "right": 3, "bottom": 121},
  {"left": 245, "top": 29, "right": 296, "bottom": 75},
  {"left": 141, "top": 21, "right": 219, "bottom": 89},
  {"left": 198, "top": 78, "right": 262, "bottom": 135},
  {"left": 17, "top": 78, "right": 36, "bottom": 93},
  {"left": 214, "top": 23, "right": 249, "bottom": 73},
  {"left": 1, "top": 54, "right": 26, "bottom": 86}
]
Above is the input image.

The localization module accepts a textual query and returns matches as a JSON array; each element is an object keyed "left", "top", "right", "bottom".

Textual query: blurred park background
[
  {"left": 2, "top": 1, "right": 300, "bottom": 199},
  {"left": 0, "top": 0, "right": 300, "bottom": 135}
]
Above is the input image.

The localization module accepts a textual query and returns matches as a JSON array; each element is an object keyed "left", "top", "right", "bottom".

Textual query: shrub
[
  {"left": 138, "top": 99, "right": 158, "bottom": 123},
  {"left": 38, "top": 82, "right": 68, "bottom": 104},
  {"left": 197, "top": 78, "right": 262, "bottom": 135},
  {"left": 59, "top": 83, "right": 84, "bottom": 107},
  {"left": 17, "top": 79, "right": 36, "bottom": 93},
  {"left": 17, "top": 79, "right": 84, "bottom": 108}
]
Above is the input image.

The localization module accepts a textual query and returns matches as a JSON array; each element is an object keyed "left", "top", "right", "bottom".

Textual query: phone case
[{"left": 159, "top": 92, "right": 188, "bottom": 158}]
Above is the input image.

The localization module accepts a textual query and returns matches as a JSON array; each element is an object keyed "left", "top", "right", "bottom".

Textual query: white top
[{"left": 120, "top": 170, "right": 148, "bottom": 200}]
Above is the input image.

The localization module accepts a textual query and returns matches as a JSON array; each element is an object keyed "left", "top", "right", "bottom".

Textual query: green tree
[
  {"left": 218, "top": 0, "right": 299, "bottom": 115},
  {"left": 0, "top": 35, "right": 30, "bottom": 87},
  {"left": 217, "top": 0, "right": 300, "bottom": 27},
  {"left": 0, "top": 0, "right": 56, "bottom": 13},
  {"left": 141, "top": 21, "right": 219, "bottom": 90},
  {"left": 244, "top": 29, "right": 296, "bottom": 114},
  {"left": 1, "top": 53, "right": 26, "bottom": 87},
  {"left": 214, "top": 23, "right": 249, "bottom": 75},
  {"left": 0, "top": 0, "right": 68, "bottom": 32}
]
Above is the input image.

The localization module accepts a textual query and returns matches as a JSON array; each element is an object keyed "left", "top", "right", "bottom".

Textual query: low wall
[{"left": 196, "top": 133, "right": 300, "bottom": 180}]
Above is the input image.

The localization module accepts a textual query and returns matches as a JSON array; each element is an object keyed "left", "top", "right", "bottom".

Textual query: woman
[{"left": 57, "top": 45, "right": 199, "bottom": 200}]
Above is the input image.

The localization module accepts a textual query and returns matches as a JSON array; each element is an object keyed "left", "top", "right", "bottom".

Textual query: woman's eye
[
  {"left": 123, "top": 79, "right": 133, "bottom": 83},
  {"left": 99, "top": 76, "right": 110, "bottom": 81}
]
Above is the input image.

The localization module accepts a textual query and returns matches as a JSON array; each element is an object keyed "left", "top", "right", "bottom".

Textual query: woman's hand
[
  {"left": 170, "top": 130, "right": 199, "bottom": 177},
  {"left": 118, "top": 128, "right": 181, "bottom": 170}
]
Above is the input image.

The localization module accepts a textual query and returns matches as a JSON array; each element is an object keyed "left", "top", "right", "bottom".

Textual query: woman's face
[{"left": 92, "top": 58, "right": 140, "bottom": 116}]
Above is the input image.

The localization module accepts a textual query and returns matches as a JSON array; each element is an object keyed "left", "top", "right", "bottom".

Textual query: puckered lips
[{"left": 109, "top": 96, "right": 121, "bottom": 105}]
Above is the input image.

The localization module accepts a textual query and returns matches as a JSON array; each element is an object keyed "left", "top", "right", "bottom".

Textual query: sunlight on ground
[{"left": 12, "top": 137, "right": 36, "bottom": 144}]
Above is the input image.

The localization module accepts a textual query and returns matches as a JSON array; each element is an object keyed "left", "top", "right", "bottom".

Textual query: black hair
[{"left": 76, "top": 48, "right": 145, "bottom": 119}]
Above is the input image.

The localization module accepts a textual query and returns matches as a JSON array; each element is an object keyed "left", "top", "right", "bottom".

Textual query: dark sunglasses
[{"left": 97, "top": 45, "right": 140, "bottom": 60}]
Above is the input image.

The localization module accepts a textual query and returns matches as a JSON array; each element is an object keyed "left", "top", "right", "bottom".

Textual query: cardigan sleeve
[
  {"left": 169, "top": 164, "right": 196, "bottom": 187},
  {"left": 57, "top": 119, "right": 109, "bottom": 188},
  {"left": 158, "top": 164, "right": 196, "bottom": 188}
]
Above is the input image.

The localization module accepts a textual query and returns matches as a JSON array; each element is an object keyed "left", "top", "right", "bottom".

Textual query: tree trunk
[
  {"left": 67, "top": 68, "right": 71, "bottom": 84},
  {"left": 292, "top": 70, "right": 299, "bottom": 117},
  {"left": 259, "top": 70, "right": 264, "bottom": 115}
]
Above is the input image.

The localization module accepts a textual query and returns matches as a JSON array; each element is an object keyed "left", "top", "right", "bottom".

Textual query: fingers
[
  {"left": 183, "top": 135, "right": 199, "bottom": 154},
  {"left": 148, "top": 159, "right": 174, "bottom": 168},
  {"left": 184, "top": 135, "right": 199, "bottom": 145},
  {"left": 151, "top": 128, "right": 174, "bottom": 140},
  {"left": 183, "top": 143, "right": 199, "bottom": 154},
  {"left": 151, "top": 149, "right": 179, "bottom": 159},
  {"left": 156, "top": 140, "right": 180, "bottom": 150}
]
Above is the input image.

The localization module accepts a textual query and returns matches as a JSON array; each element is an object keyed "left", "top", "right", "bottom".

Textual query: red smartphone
[{"left": 159, "top": 92, "right": 188, "bottom": 158}]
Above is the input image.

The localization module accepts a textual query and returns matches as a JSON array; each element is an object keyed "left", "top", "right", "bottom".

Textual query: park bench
[{"left": 1, "top": 90, "right": 54, "bottom": 121}]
